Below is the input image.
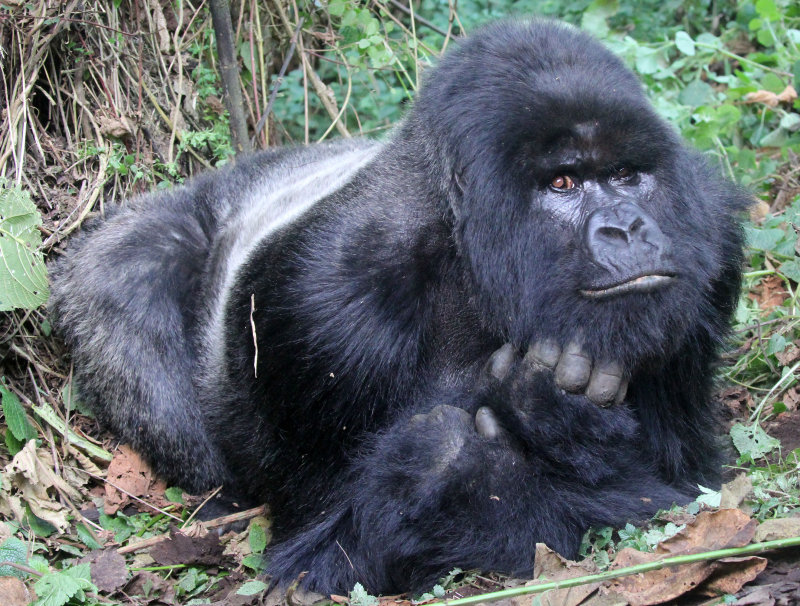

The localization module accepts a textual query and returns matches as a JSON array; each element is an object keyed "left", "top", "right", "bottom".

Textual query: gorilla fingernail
[
  {"left": 475, "top": 406, "right": 502, "bottom": 440},
  {"left": 555, "top": 341, "right": 592, "bottom": 392},
  {"left": 486, "top": 343, "right": 516, "bottom": 380},
  {"left": 586, "top": 361, "right": 623, "bottom": 406},
  {"left": 528, "top": 339, "right": 561, "bottom": 369}
]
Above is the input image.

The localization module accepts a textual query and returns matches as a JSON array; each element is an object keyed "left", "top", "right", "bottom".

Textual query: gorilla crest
[{"left": 50, "top": 20, "right": 747, "bottom": 594}]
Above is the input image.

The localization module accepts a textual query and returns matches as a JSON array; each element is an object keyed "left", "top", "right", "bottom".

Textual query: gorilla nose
[{"left": 585, "top": 203, "right": 668, "bottom": 276}]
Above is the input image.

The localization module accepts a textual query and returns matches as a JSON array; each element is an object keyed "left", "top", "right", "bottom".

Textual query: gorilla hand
[{"left": 487, "top": 342, "right": 628, "bottom": 407}]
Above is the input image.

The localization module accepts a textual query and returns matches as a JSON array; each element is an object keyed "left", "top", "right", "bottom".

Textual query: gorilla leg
[{"left": 49, "top": 196, "right": 227, "bottom": 492}]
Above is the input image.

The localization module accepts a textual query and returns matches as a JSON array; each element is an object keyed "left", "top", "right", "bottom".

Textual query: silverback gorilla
[{"left": 50, "top": 20, "right": 747, "bottom": 594}]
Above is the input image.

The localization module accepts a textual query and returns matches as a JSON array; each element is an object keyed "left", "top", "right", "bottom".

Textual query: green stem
[
  {"left": 131, "top": 564, "right": 189, "bottom": 572},
  {"left": 435, "top": 536, "right": 800, "bottom": 606},
  {"left": 693, "top": 42, "right": 792, "bottom": 77}
]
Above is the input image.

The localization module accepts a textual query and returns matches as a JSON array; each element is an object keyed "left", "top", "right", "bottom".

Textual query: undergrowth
[{"left": 0, "top": 1, "right": 798, "bottom": 605}]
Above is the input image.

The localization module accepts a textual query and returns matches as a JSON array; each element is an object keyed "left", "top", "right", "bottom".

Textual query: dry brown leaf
[
  {"left": 701, "top": 556, "right": 767, "bottom": 595},
  {"left": 753, "top": 517, "right": 800, "bottom": 542},
  {"left": 1, "top": 440, "right": 80, "bottom": 531},
  {"left": 744, "top": 90, "right": 780, "bottom": 107},
  {"left": 775, "top": 345, "right": 800, "bottom": 367},
  {"left": 579, "top": 591, "right": 628, "bottom": 605},
  {"left": 511, "top": 544, "right": 600, "bottom": 606},
  {"left": 104, "top": 445, "right": 166, "bottom": 514},
  {"left": 82, "top": 549, "right": 129, "bottom": 593},
  {"left": 748, "top": 275, "right": 789, "bottom": 311},
  {"left": 98, "top": 115, "right": 134, "bottom": 138},
  {"left": 0, "top": 577, "right": 34, "bottom": 606},
  {"left": 720, "top": 474, "right": 754, "bottom": 511},
  {"left": 124, "top": 570, "right": 175, "bottom": 604},
  {"left": 732, "top": 585, "right": 775, "bottom": 605},
  {"left": 776, "top": 85, "right": 798, "bottom": 104},
  {"left": 148, "top": 0, "right": 170, "bottom": 52},
  {"left": 149, "top": 527, "right": 225, "bottom": 566},
  {"left": 750, "top": 198, "right": 771, "bottom": 223},
  {"left": 605, "top": 510, "right": 759, "bottom": 605}
]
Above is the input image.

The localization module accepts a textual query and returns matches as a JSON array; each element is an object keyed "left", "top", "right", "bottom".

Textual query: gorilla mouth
[{"left": 580, "top": 274, "right": 676, "bottom": 300}]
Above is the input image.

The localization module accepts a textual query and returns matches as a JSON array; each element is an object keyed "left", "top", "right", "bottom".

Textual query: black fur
[{"left": 49, "top": 21, "right": 747, "bottom": 594}]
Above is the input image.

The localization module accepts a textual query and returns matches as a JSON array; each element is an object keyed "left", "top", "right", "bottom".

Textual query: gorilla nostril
[
  {"left": 597, "top": 225, "right": 629, "bottom": 244},
  {"left": 629, "top": 217, "right": 644, "bottom": 234}
]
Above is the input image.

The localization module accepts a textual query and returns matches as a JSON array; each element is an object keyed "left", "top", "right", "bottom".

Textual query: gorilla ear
[
  {"left": 449, "top": 165, "right": 466, "bottom": 223},
  {"left": 454, "top": 166, "right": 466, "bottom": 195}
]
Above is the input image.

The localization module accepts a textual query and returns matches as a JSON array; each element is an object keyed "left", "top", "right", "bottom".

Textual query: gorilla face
[{"left": 414, "top": 23, "right": 739, "bottom": 371}]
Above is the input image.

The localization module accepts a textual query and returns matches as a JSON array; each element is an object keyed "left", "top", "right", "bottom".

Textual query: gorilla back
[{"left": 50, "top": 20, "right": 747, "bottom": 594}]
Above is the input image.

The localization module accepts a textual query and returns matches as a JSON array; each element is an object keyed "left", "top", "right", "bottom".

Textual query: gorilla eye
[
  {"left": 611, "top": 166, "right": 635, "bottom": 182},
  {"left": 550, "top": 175, "right": 577, "bottom": 191}
]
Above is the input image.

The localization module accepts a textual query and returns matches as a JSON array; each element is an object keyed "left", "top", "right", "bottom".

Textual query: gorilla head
[{"left": 409, "top": 22, "right": 743, "bottom": 372}]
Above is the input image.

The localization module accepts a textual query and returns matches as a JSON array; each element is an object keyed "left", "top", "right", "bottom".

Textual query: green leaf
[
  {"left": 34, "top": 564, "right": 96, "bottom": 606},
  {"left": 25, "top": 506, "right": 57, "bottom": 538},
  {"left": 248, "top": 521, "right": 267, "bottom": 554},
  {"left": 695, "top": 484, "right": 721, "bottom": 507},
  {"left": 0, "top": 537, "right": 28, "bottom": 578},
  {"left": 0, "top": 180, "right": 49, "bottom": 310},
  {"left": 236, "top": 580, "right": 268, "bottom": 596},
  {"left": 780, "top": 259, "right": 800, "bottom": 282},
  {"left": 773, "top": 402, "right": 788, "bottom": 415},
  {"left": 164, "top": 486, "right": 184, "bottom": 504},
  {"left": 756, "top": 27, "right": 776, "bottom": 48},
  {"left": 762, "top": 73, "right": 785, "bottom": 94},
  {"left": 5, "top": 429, "right": 24, "bottom": 455},
  {"left": 745, "top": 225, "right": 785, "bottom": 251},
  {"left": 767, "top": 333, "right": 788, "bottom": 355},
  {"left": 780, "top": 113, "right": 800, "bottom": 131},
  {"left": 241, "top": 554, "right": 264, "bottom": 571},
  {"left": 679, "top": 80, "right": 713, "bottom": 107},
  {"left": 350, "top": 582, "right": 379, "bottom": 606},
  {"left": 760, "top": 127, "right": 788, "bottom": 148},
  {"left": 634, "top": 46, "right": 661, "bottom": 75},
  {"left": 675, "top": 31, "right": 695, "bottom": 56},
  {"left": 328, "top": 0, "right": 347, "bottom": 17},
  {"left": 580, "top": 0, "right": 618, "bottom": 37},
  {"left": 76, "top": 523, "right": 102, "bottom": 550},
  {"left": 1, "top": 384, "right": 36, "bottom": 442},
  {"left": 730, "top": 422, "right": 780, "bottom": 459},
  {"left": 755, "top": 0, "right": 780, "bottom": 21}
]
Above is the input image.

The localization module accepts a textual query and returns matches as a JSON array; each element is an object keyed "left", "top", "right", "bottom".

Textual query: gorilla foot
[{"left": 489, "top": 341, "right": 628, "bottom": 406}]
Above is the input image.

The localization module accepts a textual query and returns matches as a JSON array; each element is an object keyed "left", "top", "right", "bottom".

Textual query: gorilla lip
[{"left": 580, "top": 274, "right": 676, "bottom": 300}]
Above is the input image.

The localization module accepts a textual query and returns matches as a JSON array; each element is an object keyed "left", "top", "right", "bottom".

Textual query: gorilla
[{"left": 50, "top": 20, "right": 747, "bottom": 594}]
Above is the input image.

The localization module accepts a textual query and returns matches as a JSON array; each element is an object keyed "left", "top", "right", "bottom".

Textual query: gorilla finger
[
  {"left": 527, "top": 339, "right": 561, "bottom": 369},
  {"left": 555, "top": 341, "right": 592, "bottom": 392},
  {"left": 585, "top": 360, "right": 623, "bottom": 406},
  {"left": 475, "top": 406, "right": 503, "bottom": 440},
  {"left": 485, "top": 343, "right": 516, "bottom": 381}
]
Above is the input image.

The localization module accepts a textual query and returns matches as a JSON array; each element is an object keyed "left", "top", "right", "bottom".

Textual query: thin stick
[{"left": 435, "top": 536, "right": 800, "bottom": 606}]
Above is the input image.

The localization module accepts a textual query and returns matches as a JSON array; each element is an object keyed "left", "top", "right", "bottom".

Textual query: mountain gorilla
[{"left": 50, "top": 20, "right": 747, "bottom": 594}]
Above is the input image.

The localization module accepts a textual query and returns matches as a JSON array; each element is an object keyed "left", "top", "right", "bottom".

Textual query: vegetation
[{"left": 0, "top": 0, "right": 798, "bottom": 604}]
